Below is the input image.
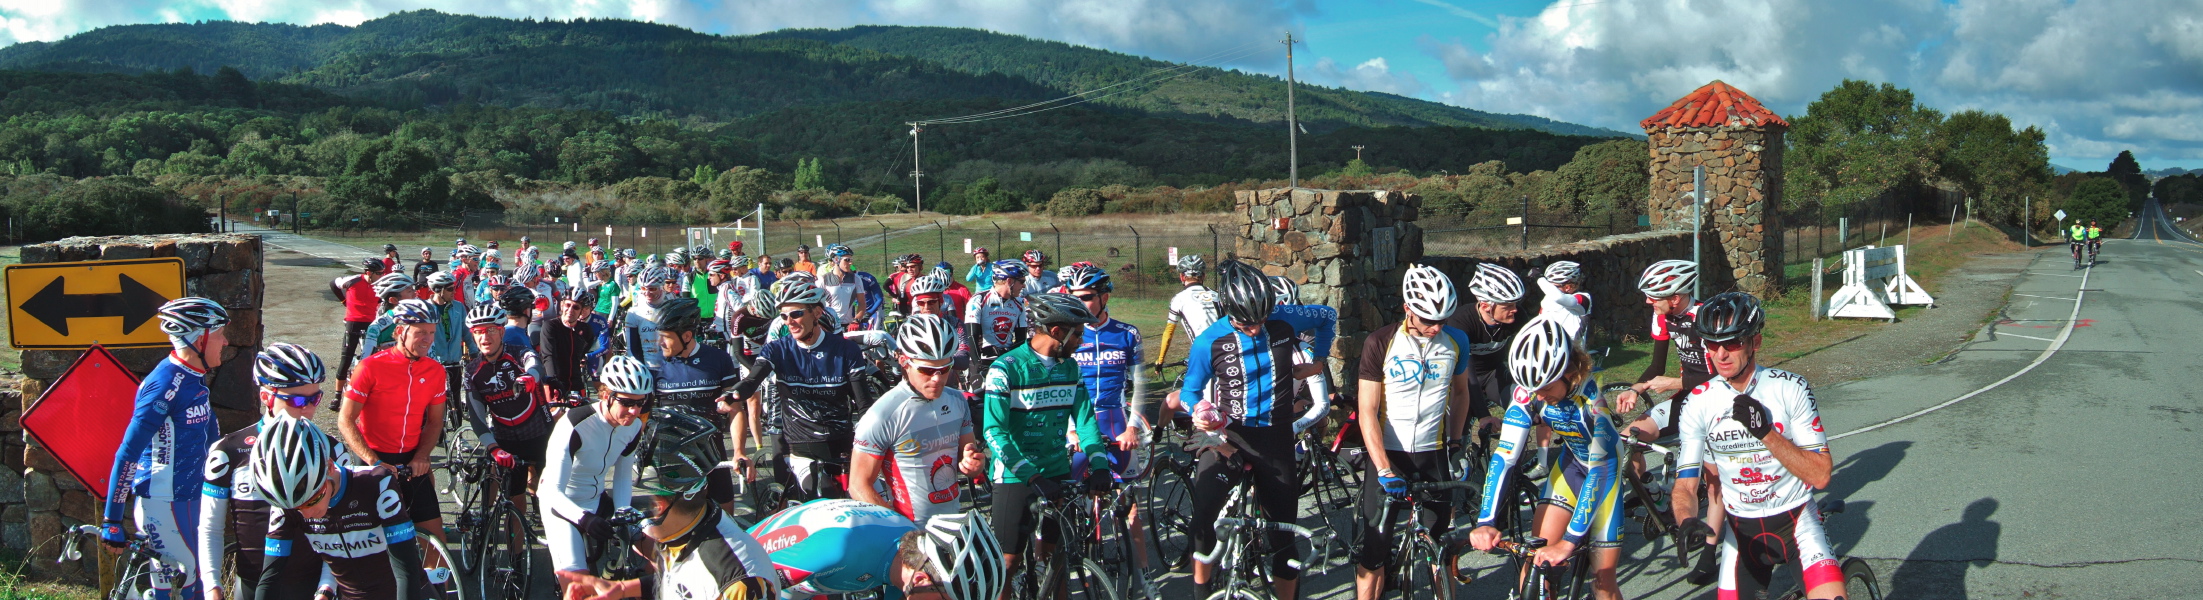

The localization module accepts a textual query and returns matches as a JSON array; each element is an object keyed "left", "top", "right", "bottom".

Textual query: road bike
[
  {"left": 1007, "top": 480, "right": 1120, "bottom": 600},
  {"left": 1769, "top": 499, "right": 1883, "bottom": 600},
  {"left": 445, "top": 438, "right": 538, "bottom": 600},
  {"left": 1294, "top": 408, "right": 1364, "bottom": 568},
  {"left": 1190, "top": 461, "right": 1328, "bottom": 600},
  {"left": 1479, "top": 532, "right": 1593, "bottom": 600},
  {"left": 1141, "top": 361, "right": 1199, "bottom": 574},
  {"left": 60, "top": 525, "right": 169, "bottom": 600},
  {"left": 1369, "top": 480, "right": 1480, "bottom": 600}
]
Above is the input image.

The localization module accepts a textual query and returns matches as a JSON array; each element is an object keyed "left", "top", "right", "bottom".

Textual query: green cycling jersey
[
  {"left": 980, "top": 343, "right": 1106, "bottom": 484},
  {"left": 2088, "top": 226, "right": 2102, "bottom": 240},
  {"left": 2070, "top": 225, "right": 2087, "bottom": 242}
]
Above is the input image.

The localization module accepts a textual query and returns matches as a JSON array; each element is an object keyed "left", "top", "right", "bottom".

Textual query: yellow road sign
[{"left": 5, "top": 258, "right": 185, "bottom": 349}]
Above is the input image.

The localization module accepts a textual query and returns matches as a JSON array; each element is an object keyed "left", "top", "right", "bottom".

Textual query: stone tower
[{"left": 1641, "top": 80, "right": 1786, "bottom": 295}]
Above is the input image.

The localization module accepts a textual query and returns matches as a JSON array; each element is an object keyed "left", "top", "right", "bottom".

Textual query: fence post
[
  {"left": 1050, "top": 223, "right": 1061, "bottom": 265},
  {"left": 1811, "top": 257, "right": 1824, "bottom": 321},
  {"left": 1128, "top": 225, "right": 1141, "bottom": 296},
  {"left": 1839, "top": 217, "right": 1848, "bottom": 250},
  {"left": 936, "top": 221, "right": 946, "bottom": 263},
  {"left": 1906, "top": 213, "right": 1913, "bottom": 249},
  {"left": 831, "top": 219, "right": 843, "bottom": 247},
  {"left": 1520, "top": 195, "right": 1531, "bottom": 250},
  {"left": 993, "top": 222, "right": 1003, "bottom": 252},
  {"left": 876, "top": 220, "right": 890, "bottom": 274},
  {"left": 1207, "top": 224, "right": 1219, "bottom": 262}
]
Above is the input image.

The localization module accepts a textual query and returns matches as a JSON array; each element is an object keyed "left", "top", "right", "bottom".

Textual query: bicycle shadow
[{"left": 1887, "top": 498, "right": 2001, "bottom": 599}]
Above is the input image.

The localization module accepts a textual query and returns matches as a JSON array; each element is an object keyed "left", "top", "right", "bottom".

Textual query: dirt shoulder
[{"left": 1762, "top": 222, "right": 2033, "bottom": 385}]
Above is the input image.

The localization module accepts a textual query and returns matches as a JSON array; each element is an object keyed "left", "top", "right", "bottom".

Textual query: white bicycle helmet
[
  {"left": 1176, "top": 254, "right": 1206, "bottom": 277},
  {"left": 1638, "top": 260, "right": 1698, "bottom": 299},
  {"left": 919, "top": 512, "right": 1007, "bottom": 600},
  {"left": 600, "top": 355, "right": 655, "bottom": 396},
  {"left": 156, "top": 297, "right": 230, "bottom": 343},
  {"left": 372, "top": 273, "right": 416, "bottom": 298},
  {"left": 1468, "top": 263, "right": 1525, "bottom": 304},
  {"left": 772, "top": 278, "right": 827, "bottom": 306},
  {"left": 908, "top": 273, "right": 950, "bottom": 296},
  {"left": 422, "top": 271, "right": 456, "bottom": 291},
  {"left": 1508, "top": 317, "right": 1575, "bottom": 391},
  {"left": 1401, "top": 264, "right": 1457, "bottom": 320},
  {"left": 1267, "top": 275, "right": 1298, "bottom": 306},
  {"left": 667, "top": 247, "right": 689, "bottom": 264},
  {"left": 466, "top": 302, "right": 507, "bottom": 328},
  {"left": 1542, "top": 261, "right": 1583, "bottom": 285},
  {"left": 253, "top": 343, "right": 325, "bottom": 389},
  {"left": 897, "top": 314, "right": 961, "bottom": 361},
  {"left": 250, "top": 416, "right": 335, "bottom": 509}
]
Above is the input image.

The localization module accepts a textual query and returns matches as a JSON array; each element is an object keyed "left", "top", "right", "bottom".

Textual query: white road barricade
[{"left": 1825, "top": 245, "right": 1935, "bottom": 320}]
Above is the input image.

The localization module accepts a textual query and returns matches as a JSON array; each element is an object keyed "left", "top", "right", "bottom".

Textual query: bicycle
[
  {"left": 1477, "top": 533, "right": 1593, "bottom": 600},
  {"left": 1140, "top": 361, "right": 1198, "bottom": 574},
  {"left": 587, "top": 506, "right": 653, "bottom": 581},
  {"left": 1769, "top": 499, "right": 1883, "bottom": 600},
  {"left": 419, "top": 534, "right": 466, "bottom": 600},
  {"left": 1369, "top": 480, "right": 1479, "bottom": 600},
  {"left": 444, "top": 438, "right": 538, "bottom": 600},
  {"left": 1293, "top": 408, "right": 1363, "bottom": 568},
  {"left": 2071, "top": 240, "right": 2086, "bottom": 269},
  {"left": 1008, "top": 480, "right": 1120, "bottom": 600},
  {"left": 60, "top": 525, "right": 168, "bottom": 600},
  {"left": 1189, "top": 466, "right": 1328, "bottom": 600}
]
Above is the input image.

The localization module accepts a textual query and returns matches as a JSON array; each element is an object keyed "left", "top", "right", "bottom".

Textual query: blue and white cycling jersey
[
  {"left": 1179, "top": 311, "right": 1332, "bottom": 429},
  {"left": 1074, "top": 318, "right": 1144, "bottom": 437},
  {"left": 748, "top": 499, "right": 918, "bottom": 599},
  {"left": 1476, "top": 384, "right": 1621, "bottom": 546},
  {"left": 105, "top": 355, "right": 219, "bottom": 522},
  {"left": 1271, "top": 303, "right": 1339, "bottom": 356},
  {"left": 855, "top": 272, "right": 885, "bottom": 328}
]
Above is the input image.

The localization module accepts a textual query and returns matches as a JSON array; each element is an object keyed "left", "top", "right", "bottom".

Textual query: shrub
[{"left": 1046, "top": 188, "right": 1104, "bottom": 217}]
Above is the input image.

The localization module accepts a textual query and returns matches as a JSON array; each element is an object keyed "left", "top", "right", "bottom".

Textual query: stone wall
[
  {"left": 1231, "top": 188, "right": 1424, "bottom": 375},
  {"left": 1424, "top": 230, "right": 1734, "bottom": 345},
  {"left": 1645, "top": 126, "right": 1785, "bottom": 295},
  {"left": 11, "top": 233, "right": 264, "bottom": 580}
]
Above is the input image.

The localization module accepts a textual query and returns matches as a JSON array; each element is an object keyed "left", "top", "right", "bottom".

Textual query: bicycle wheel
[
  {"left": 450, "top": 462, "right": 492, "bottom": 575},
  {"left": 1062, "top": 557, "right": 1122, "bottom": 600},
  {"left": 477, "top": 503, "right": 538, "bottom": 600},
  {"left": 1143, "top": 454, "right": 1195, "bottom": 572},
  {"left": 105, "top": 554, "right": 154, "bottom": 600},
  {"left": 1842, "top": 557, "right": 1882, "bottom": 600},
  {"left": 421, "top": 535, "right": 468, "bottom": 600},
  {"left": 1402, "top": 537, "right": 1456, "bottom": 600}
]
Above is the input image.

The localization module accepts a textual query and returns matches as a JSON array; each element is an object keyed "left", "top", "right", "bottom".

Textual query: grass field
[{"left": 0, "top": 247, "right": 19, "bottom": 373}]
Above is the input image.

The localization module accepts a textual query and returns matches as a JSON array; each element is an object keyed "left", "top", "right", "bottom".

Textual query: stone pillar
[
  {"left": 12, "top": 233, "right": 263, "bottom": 579},
  {"left": 1642, "top": 81, "right": 1788, "bottom": 296},
  {"left": 1232, "top": 188, "right": 1422, "bottom": 379}
]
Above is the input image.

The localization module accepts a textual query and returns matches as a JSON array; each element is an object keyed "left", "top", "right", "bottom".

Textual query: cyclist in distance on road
[
  {"left": 1469, "top": 317, "right": 1626, "bottom": 600},
  {"left": 1352, "top": 265, "right": 1474, "bottom": 600},
  {"left": 199, "top": 343, "right": 331, "bottom": 600},
  {"left": 104, "top": 298, "right": 230, "bottom": 600},
  {"left": 1670, "top": 292, "right": 1840, "bottom": 600}
]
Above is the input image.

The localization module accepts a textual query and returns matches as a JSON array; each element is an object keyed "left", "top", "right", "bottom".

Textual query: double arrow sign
[{"left": 5, "top": 258, "right": 186, "bottom": 349}]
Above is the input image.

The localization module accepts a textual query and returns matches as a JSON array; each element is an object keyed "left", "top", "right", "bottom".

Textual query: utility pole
[
  {"left": 1351, "top": 145, "right": 1366, "bottom": 162},
  {"left": 1284, "top": 32, "right": 1301, "bottom": 188},
  {"left": 908, "top": 123, "right": 926, "bottom": 212}
]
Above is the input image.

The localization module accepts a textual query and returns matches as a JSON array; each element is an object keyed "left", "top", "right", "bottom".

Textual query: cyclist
[
  {"left": 336, "top": 259, "right": 389, "bottom": 391},
  {"left": 495, "top": 287, "right": 537, "bottom": 358},
  {"left": 2088, "top": 220, "right": 2103, "bottom": 257},
  {"left": 852, "top": 314, "right": 986, "bottom": 522},
  {"left": 101, "top": 298, "right": 227, "bottom": 600},
  {"left": 888, "top": 254, "right": 925, "bottom": 315},
  {"left": 337, "top": 298, "right": 452, "bottom": 561},
  {"left": 380, "top": 244, "right": 403, "bottom": 273},
  {"left": 1446, "top": 263, "right": 1527, "bottom": 432},
  {"left": 648, "top": 297, "right": 745, "bottom": 508},
  {"left": 349, "top": 273, "right": 417, "bottom": 371},
  {"left": 1532, "top": 261, "right": 1592, "bottom": 347},
  {"left": 1155, "top": 254, "right": 1219, "bottom": 373},
  {"left": 449, "top": 245, "right": 482, "bottom": 307},
  {"left": 460, "top": 302, "right": 553, "bottom": 519},
  {"left": 1468, "top": 317, "right": 1625, "bottom": 600},
  {"left": 749, "top": 499, "right": 1007, "bottom": 600},
  {"left": 792, "top": 245, "right": 817, "bottom": 275},
  {"left": 964, "top": 260, "right": 1028, "bottom": 383},
  {"left": 2069, "top": 222, "right": 2088, "bottom": 265},
  {"left": 198, "top": 343, "right": 333, "bottom": 600},
  {"left": 538, "top": 284, "right": 604, "bottom": 402},
  {"left": 621, "top": 268, "right": 674, "bottom": 369},
  {"left": 557, "top": 408, "right": 779, "bottom": 600},
  {"left": 1059, "top": 264, "right": 1154, "bottom": 567},
  {"left": 936, "top": 263, "right": 972, "bottom": 324},
  {"left": 820, "top": 247, "right": 864, "bottom": 329},
  {"left": 978, "top": 292, "right": 1113, "bottom": 595},
  {"left": 691, "top": 251, "right": 720, "bottom": 314},
  {"left": 1180, "top": 260, "right": 1334, "bottom": 600},
  {"left": 1267, "top": 275, "right": 1340, "bottom": 426},
  {"left": 590, "top": 260, "right": 621, "bottom": 325},
  {"left": 964, "top": 248, "right": 993, "bottom": 289},
  {"left": 1018, "top": 249, "right": 1056, "bottom": 297},
  {"left": 412, "top": 247, "right": 438, "bottom": 283},
  {"left": 541, "top": 355, "right": 653, "bottom": 580},
  {"left": 420, "top": 272, "right": 474, "bottom": 410},
  {"left": 728, "top": 278, "right": 875, "bottom": 501},
  {"left": 1670, "top": 292, "right": 1838, "bottom": 600},
  {"left": 1352, "top": 265, "right": 1474, "bottom": 600},
  {"left": 249, "top": 417, "right": 430, "bottom": 600}
]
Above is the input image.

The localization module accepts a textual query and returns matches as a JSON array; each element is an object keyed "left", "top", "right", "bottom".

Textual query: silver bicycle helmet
[
  {"left": 1061, "top": 263, "right": 1112, "bottom": 293},
  {"left": 1542, "top": 261, "right": 1583, "bottom": 285},
  {"left": 1401, "top": 264, "right": 1458, "bottom": 320},
  {"left": 600, "top": 355, "right": 655, "bottom": 396},
  {"left": 638, "top": 406, "right": 725, "bottom": 500},
  {"left": 1213, "top": 260, "right": 1273, "bottom": 326},
  {"left": 372, "top": 273, "right": 416, "bottom": 298},
  {"left": 744, "top": 288, "right": 781, "bottom": 317},
  {"left": 1267, "top": 275, "right": 1299, "bottom": 306},
  {"left": 908, "top": 273, "right": 950, "bottom": 296},
  {"left": 1025, "top": 292, "right": 1101, "bottom": 327},
  {"left": 897, "top": 314, "right": 961, "bottom": 361},
  {"left": 1637, "top": 260, "right": 1698, "bottom": 299},
  {"left": 466, "top": 303, "right": 507, "bottom": 328},
  {"left": 250, "top": 416, "right": 335, "bottom": 509},
  {"left": 253, "top": 343, "right": 326, "bottom": 389},
  {"left": 1508, "top": 317, "right": 1575, "bottom": 391},
  {"left": 1468, "top": 263, "right": 1525, "bottom": 304},
  {"left": 1176, "top": 254, "right": 1206, "bottom": 277},
  {"left": 422, "top": 271, "right": 456, "bottom": 291},
  {"left": 157, "top": 297, "right": 230, "bottom": 342},
  {"left": 772, "top": 278, "right": 827, "bottom": 306},
  {"left": 919, "top": 512, "right": 1007, "bottom": 600}
]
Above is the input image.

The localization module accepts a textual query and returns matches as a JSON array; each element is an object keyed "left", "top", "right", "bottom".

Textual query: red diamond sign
[{"left": 23, "top": 344, "right": 143, "bottom": 502}]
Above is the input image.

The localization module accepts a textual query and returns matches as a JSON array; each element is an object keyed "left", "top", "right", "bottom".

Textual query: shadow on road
[
  {"left": 1887, "top": 497, "right": 2000, "bottom": 600},
  {"left": 1826, "top": 441, "right": 1908, "bottom": 502}
]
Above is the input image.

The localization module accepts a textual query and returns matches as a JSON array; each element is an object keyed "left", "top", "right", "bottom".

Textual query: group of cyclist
[
  {"left": 98, "top": 229, "right": 1843, "bottom": 600},
  {"left": 2068, "top": 220, "right": 2103, "bottom": 267}
]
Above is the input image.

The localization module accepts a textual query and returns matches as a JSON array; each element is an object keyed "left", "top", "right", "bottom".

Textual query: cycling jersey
[
  {"left": 748, "top": 499, "right": 919, "bottom": 599},
  {"left": 623, "top": 300, "right": 666, "bottom": 369},
  {"left": 1647, "top": 303, "right": 1709, "bottom": 387},
  {"left": 2069, "top": 226, "right": 2087, "bottom": 242},
  {"left": 962, "top": 263, "right": 992, "bottom": 290},
  {"left": 463, "top": 350, "right": 551, "bottom": 446},
  {"left": 1272, "top": 303, "right": 1340, "bottom": 355},
  {"left": 656, "top": 344, "right": 741, "bottom": 418},
  {"left": 855, "top": 271, "right": 884, "bottom": 329},
  {"left": 730, "top": 329, "right": 871, "bottom": 447},
  {"left": 2088, "top": 226, "right": 2102, "bottom": 240},
  {"left": 1178, "top": 313, "right": 1330, "bottom": 429},
  {"left": 1534, "top": 278, "right": 1593, "bottom": 346},
  {"left": 1675, "top": 367, "right": 1827, "bottom": 518},
  {"left": 537, "top": 316, "right": 600, "bottom": 398},
  {"left": 1444, "top": 309, "right": 1522, "bottom": 377},
  {"left": 853, "top": 382, "right": 974, "bottom": 522},
  {"left": 656, "top": 507, "right": 778, "bottom": 600},
  {"left": 1021, "top": 269, "right": 1061, "bottom": 297},
  {"left": 1073, "top": 318, "right": 1145, "bottom": 443},
  {"left": 260, "top": 468, "right": 426, "bottom": 600},
  {"left": 340, "top": 276, "right": 380, "bottom": 323},
  {"left": 1166, "top": 284, "right": 1221, "bottom": 341},
  {"left": 941, "top": 284, "right": 971, "bottom": 325},
  {"left": 981, "top": 344, "right": 1105, "bottom": 484},
  {"left": 538, "top": 404, "right": 646, "bottom": 573},
  {"left": 692, "top": 273, "right": 719, "bottom": 316},
  {"left": 963, "top": 289, "right": 1026, "bottom": 354},
  {"left": 105, "top": 355, "right": 218, "bottom": 520},
  {"left": 821, "top": 274, "right": 860, "bottom": 325},
  {"left": 1355, "top": 322, "right": 1473, "bottom": 452},
  {"left": 344, "top": 349, "right": 448, "bottom": 455},
  {"left": 1477, "top": 386, "right": 1620, "bottom": 547}
]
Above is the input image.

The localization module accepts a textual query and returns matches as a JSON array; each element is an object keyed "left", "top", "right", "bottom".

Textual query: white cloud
[
  {"left": 1422, "top": 0, "right": 2203, "bottom": 165},
  {"left": 1312, "top": 56, "right": 1426, "bottom": 97}
]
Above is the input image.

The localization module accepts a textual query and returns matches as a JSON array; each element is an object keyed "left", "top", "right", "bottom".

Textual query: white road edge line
[
  {"left": 1996, "top": 332, "right": 2056, "bottom": 342},
  {"left": 2194, "top": 270, "right": 2203, "bottom": 278},
  {"left": 1832, "top": 263, "right": 2090, "bottom": 440},
  {"left": 2027, "top": 273, "right": 2086, "bottom": 278},
  {"left": 2010, "top": 294, "right": 2078, "bottom": 301}
]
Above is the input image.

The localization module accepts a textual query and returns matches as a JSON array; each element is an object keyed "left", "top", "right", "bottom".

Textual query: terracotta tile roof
[{"left": 1640, "top": 80, "right": 1788, "bottom": 130}]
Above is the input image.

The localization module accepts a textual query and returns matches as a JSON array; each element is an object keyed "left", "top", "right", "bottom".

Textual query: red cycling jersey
[
  {"left": 342, "top": 275, "right": 381, "bottom": 323},
  {"left": 344, "top": 348, "right": 448, "bottom": 454}
]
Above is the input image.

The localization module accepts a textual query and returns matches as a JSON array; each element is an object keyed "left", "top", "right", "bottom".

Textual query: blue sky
[{"left": 10, "top": 0, "right": 2203, "bottom": 172}]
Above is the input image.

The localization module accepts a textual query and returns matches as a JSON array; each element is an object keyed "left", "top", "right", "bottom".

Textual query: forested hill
[{"left": 0, "top": 11, "right": 1618, "bottom": 136}]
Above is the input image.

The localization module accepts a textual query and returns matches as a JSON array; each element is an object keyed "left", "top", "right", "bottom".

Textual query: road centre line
[
  {"left": 1832, "top": 262, "right": 2091, "bottom": 441},
  {"left": 2027, "top": 273, "right": 2086, "bottom": 277}
]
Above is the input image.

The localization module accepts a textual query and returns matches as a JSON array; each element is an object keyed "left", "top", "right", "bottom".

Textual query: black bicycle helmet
[
  {"left": 638, "top": 406, "right": 726, "bottom": 500},
  {"left": 1214, "top": 260, "right": 1273, "bottom": 326},
  {"left": 498, "top": 286, "right": 537, "bottom": 316},
  {"left": 1696, "top": 292, "right": 1765, "bottom": 343},
  {"left": 253, "top": 343, "right": 326, "bottom": 389},
  {"left": 1024, "top": 292, "right": 1101, "bottom": 328},
  {"left": 655, "top": 297, "right": 704, "bottom": 333}
]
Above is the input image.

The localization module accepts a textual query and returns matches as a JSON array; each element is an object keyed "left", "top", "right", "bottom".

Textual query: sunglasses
[
  {"left": 1073, "top": 293, "right": 1101, "bottom": 302},
  {"left": 1705, "top": 339, "right": 1749, "bottom": 351},
  {"left": 299, "top": 483, "right": 332, "bottom": 508},
  {"left": 271, "top": 390, "right": 324, "bottom": 408},
  {"left": 913, "top": 364, "right": 954, "bottom": 377},
  {"left": 612, "top": 395, "right": 653, "bottom": 408},
  {"left": 780, "top": 309, "right": 809, "bottom": 320}
]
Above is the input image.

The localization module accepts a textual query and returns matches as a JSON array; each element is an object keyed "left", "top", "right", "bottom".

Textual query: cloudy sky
[{"left": 8, "top": 0, "right": 2203, "bottom": 170}]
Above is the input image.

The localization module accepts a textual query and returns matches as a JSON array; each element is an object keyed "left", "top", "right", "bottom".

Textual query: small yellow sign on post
[
  {"left": 5, "top": 258, "right": 186, "bottom": 349},
  {"left": 1505, "top": 217, "right": 1524, "bottom": 225}
]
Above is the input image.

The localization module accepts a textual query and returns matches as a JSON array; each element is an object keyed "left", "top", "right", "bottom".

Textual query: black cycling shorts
[
  {"left": 988, "top": 480, "right": 1065, "bottom": 556},
  {"left": 1354, "top": 449, "right": 1453, "bottom": 570},
  {"left": 497, "top": 435, "right": 550, "bottom": 497},
  {"left": 377, "top": 449, "right": 442, "bottom": 523},
  {"left": 1190, "top": 425, "right": 1302, "bottom": 580}
]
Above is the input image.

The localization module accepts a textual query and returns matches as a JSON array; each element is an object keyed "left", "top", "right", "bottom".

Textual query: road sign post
[{"left": 5, "top": 258, "right": 185, "bottom": 349}]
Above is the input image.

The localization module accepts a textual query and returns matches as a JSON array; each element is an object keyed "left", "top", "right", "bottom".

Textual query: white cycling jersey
[
  {"left": 537, "top": 404, "right": 646, "bottom": 572},
  {"left": 853, "top": 382, "right": 974, "bottom": 523},
  {"left": 1675, "top": 366, "right": 1827, "bottom": 518},
  {"left": 1355, "top": 322, "right": 1472, "bottom": 452},
  {"left": 1535, "top": 277, "right": 1592, "bottom": 347},
  {"left": 1167, "top": 284, "right": 1221, "bottom": 341},
  {"left": 963, "top": 289, "right": 1026, "bottom": 352}
]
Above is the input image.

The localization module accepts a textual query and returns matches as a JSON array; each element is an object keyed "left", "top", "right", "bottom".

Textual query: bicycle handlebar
[{"left": 1192, "top": 517, "right": 1328, "bottom": 575}]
